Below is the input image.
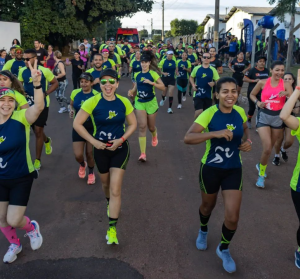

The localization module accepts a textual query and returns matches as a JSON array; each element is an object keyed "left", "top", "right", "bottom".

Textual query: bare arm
[
  {"left": 243, "top": 64, "right": 251, "bottom": 74},
  {"left": 20, "top": 103, "right": 30, "bottom": 109},
  {"left": 250, "top": 80, "right": 266, "bottom": 108},
  {"left": 45, "top": 77, "right": 58, "bottom": 95},
  {"left": 55, "top": 63, "right": 66, "bottom": 79},
  {"left": 189, "top": 76, "right": 197, "bottom": 92}
]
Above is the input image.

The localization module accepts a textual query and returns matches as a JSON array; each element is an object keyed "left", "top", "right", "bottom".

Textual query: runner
[
  {"left": 18, "top": 49, "right": 58, "bottom": 170},
  {"left": 102, "top": 49, "right": 116, "bottom": 70},
  {"left": 90, "top": 38, "right": 100, "bottom": 66},
  {"left": 129, "top": 50, "right": 141, "bottom": 85},
  {"left": 0, "top": 59, "right": 44, "bottom": 264},
  {"left": 86, "top": 53, "right": 103, "bottom": 92},
  {"left": 159, "top": 50, "right": 176, "bottom": 114},
  {"left": 0, "top": 50, "right": 6, "bottom": 70},
  {"left": 209, "top": 47, "right": 223, "bottom": 104},
  {"left": 121, "top": 40, "right": 131, "bottom": 77},
  {"left": 3, "top": 47, "right": 25, "bottom": 77},
  {"left": 140, "top": 38, "right": 147, "bottom": 50},
  {"left": 45, "top": 45, "right": 55, "bottom": 70},
  {"left": 243, "top": 56, "right": 269, "bottom": 129},
  {"left": 73, "top": 68, "right": 137, "bottom": 245},
  {"left": 279, "top": 72, "right": 300, "bottom": 268},
  {"left": 152, "top": 46, "right": 160, "bottom": 60},
  {"left": 53, "top": 51, "right": 69, "bottom": 113},
  {"left": 189, "top": 52, "right": 219, "bottom": 119},
  {"left": 187, "top": 46, "right": 199, "bottom": 97},
  {"left": 128, "top": 51, "right": 165, "bottom": 162},
  {"left": 69, "top": 72, "right": 98, "bottom": 185},
  {"left": 108, "top": 44, "right": 122, "bottom": 77},
  {"left": 250, "top": 61, "right": 293, "bottom": 188},
  {"left": 79, "top": 44, "right": 89, "bottom": 70},
  {"left": 159, "top": 44, "right": 168, "bottom": 60},
  {"left": 65, "top": 51, "right": 84, "bottom": 89},
  {"left": 228, "top": 51, "right": 250, "bottom": 98},
  {"left": 175, "top": 43, "right": 184, "bottom": 60},
  {"left": 228, "top": 38, "right": 238, "bottom": 64},
  {"left": 5, "top": 47, "right": 16, "bottom": 63},
  {"left": 184, "top": 76, "right": 251, "bottom": 274},
  {"left": 0, "top": 70, "right": 29, "bottom": 110},
  {"left": 176, "top": 52, "right": 191, "bottom": 108},
  {"left": 34, "top": 40, "right": 48, "bottom": 66},
  {"left": 273, "top": 73, "right": 297, "bottom": 165}
]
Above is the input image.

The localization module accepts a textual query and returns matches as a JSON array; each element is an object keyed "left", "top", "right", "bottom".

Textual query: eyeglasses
[
  {"left": 202, "top": 57, "right": 211, "bottom": 59},
  {"left": 100, "top": 79, "right": 116, "bottom": 85},
  {"left": 24, "top": 57, "right": 36, "bottom": 61}
]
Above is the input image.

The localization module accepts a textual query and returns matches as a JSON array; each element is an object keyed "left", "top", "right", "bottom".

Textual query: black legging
[
  {"left": 72, "top": 74, "right": 80, "bottom": 89},
  {"left": 177, "top": 79, "right": 188, "bottom": 104},
  {"left": 291, "top": 189, "right": 300, "bottom": 247},
  {"left": 247, "top": 92, "right": 261, "bottom": 117}
]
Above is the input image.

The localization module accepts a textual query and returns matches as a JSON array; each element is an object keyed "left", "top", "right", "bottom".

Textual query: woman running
[
  {"left": 0, "top": 59, "right": 44, "bottom": 264},
  {"left": 46, "top": 45, "right": 55, "bottom": 70},
  {"left": 128, "top": 51, "right": 165, "bottom": 162},
  {"left": 209, "top": 47, "right": 223, "bottom": 104},
  {"left": 73, "top": 69, "right": 137, "bottom": 245},
  {"left": 79, "top": 44, "right": 88, "bottom": 70},
  {"left": 129, "top": 50, "right": 141, "bottom": 85},
  {"left": 102, "top": 49, "right": 116, "bottom": 70},
  {"left": 176, "top": 52, "right": 191, "bottom": 108},
  {"left": 228, "top": 38, "right": 238, "bottom": 64},
  {"left": 53, "top": 51, "right": 69, "bottom": 113},
  {"left": 66, "top": 51, "right": 84, "bottom": 89},
  {"left": 184, "top": 77, "right": 251, "bottom": 274},
  {"left": 159, "top": 50, "right": 176, "bottom": 114},
  {"left": 69, "top": 72, "right": 99, "bottom": 185},
  {"left": 0, "top": 70, "right": 29, "bottom": 110},
  {"left": 273, "top": 73, "right": 297, "bottom": 165},
  {"left": 280, "top": 71, "right": 300, "bottom": 268},
  {"left": 229, "top": 51, "right": 250, "bottom": 98},
  {"left": 250, "top": 61, "right": 293, "bottom": 188}
]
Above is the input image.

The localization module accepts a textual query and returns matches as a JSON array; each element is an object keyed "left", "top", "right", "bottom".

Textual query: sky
[{"left": 121, "top": 0, "right": 274, "bottom": 33}]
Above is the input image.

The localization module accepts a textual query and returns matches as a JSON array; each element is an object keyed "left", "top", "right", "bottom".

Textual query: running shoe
[
  {"left": 281, "top": 149, "right": 288, "bottom": 162},
  {"left": 78, "top": 161, "right": 87, "bottom": 178},
  {"left": 216, "top": 244, "right": 236, "bottom": 273},
  {"left": 256, "top": 175, "right": 265, "bottom": 188},
  {"left": 67, "top": 105, "right": 71, "bottom": 112},
  {"left": 222, "top": 63, "right": 227, "bottom": 67},
  {"left": 106, "top": 226, "right": 119, "bottom": 245},
  {"left": 87, "top": 172, "right": 96, "bottom": 185},
  {"left": 177, "top": 104, "right": 182, "bottom": 109},
  {"left": 247, "top": 121, "right": 252, "bottom": 129},
  {"left": 160, "top": 99, "right": 165, "bottom": 106},
  {"left": 272, "top": 157, "right": 280, "bottom": 166},
  {"left": 152, "top": 133, "right": 158, "bottom": 147},
  {"left": 44, "top": 137, "right": 52, "bottom": 155},
  {"left": 3, "top": 243, "right": 22, "bottom": 264},
  {"left": 58, "top": 107, "right": 67, "bottom": 113},
  {"left": 121, "top": 73, "right": 126, "bottom": 77},
  {"left": 188, "top": 92, "right": 192, "bottom": 97},
  {"left": 138, "top": 153, "right": 147, "bottom": 162},
  {"left": 126, "top": 73, "right": 129, "bottom": 77},
  {"left": 182, "top": 96, "right": 186, "bottom": 102},
  {"left": 34, "top": 159, "right": 41, "bottom": 170},
  {"left": 25, "top": 220, "right": 43, "bottom": 250},
  {"left": 196, "top": 229, "right": 208, "bottom": 250},
  {"left": 167, "top": 108, "right": 173, "bottom": 114},
  {"left": 295, "top": 250, "right": 300, "bottom": 269},
  {"left": 256, "top": 164, "right": 267, "bottom": 178}
]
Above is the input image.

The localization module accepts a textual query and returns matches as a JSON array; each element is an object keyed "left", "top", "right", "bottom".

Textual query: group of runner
[{"left": 1, "top": 37, "right": 300, "bottom": 275}]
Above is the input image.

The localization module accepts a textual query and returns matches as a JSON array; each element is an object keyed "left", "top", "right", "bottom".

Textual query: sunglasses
[
  {"left": 24, "top": 57, "right": 36, "bottom": 61},
  {"left": 15, "top": 51, "right": 23, "bottom": 54},
  {"left": 203, "top": 56, "right": 211, "bottom": 59},
  {"left": 100, "top": 79, "right": 116, "bottom": 85}
]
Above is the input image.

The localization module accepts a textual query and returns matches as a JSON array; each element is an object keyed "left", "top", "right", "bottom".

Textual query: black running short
[
  {"left": 232, "top": 72, "right": 244, "bottom": 87},
  {"left": 161, "top": 76, "right": 175, "bottom": 87},
  {"left": 193, "top": 97, "right": 212, "bottom": 111},
  {"left": 32, "top": 107, "right": 49, "bottom": 128},
  {"left": 0, "top": 172, "right": 36, "bottom": 206},
  {"left": 229, "top": 52, "right": 237, "bottom": 57},
  {"left": 199, "top": 164, "right": 243, "bottom": 194},
  {"left": 94, "top": 141, "right": 130, "bottom": 174},
  {"left": 72, "top": 122, "right": 94, "bottom": 142}
]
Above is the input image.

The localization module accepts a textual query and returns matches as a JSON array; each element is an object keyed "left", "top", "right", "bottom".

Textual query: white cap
[{"left": 166, "top": 50, "right": 174, "bottom": 55}]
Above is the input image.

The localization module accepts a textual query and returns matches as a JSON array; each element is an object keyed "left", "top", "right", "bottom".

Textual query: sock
[
  {"left": 248, "top": 115, "right": 252, "bottom": 122},
  {"left": 162, "top": 95, "right": 166, "bottom": 101},
  {"left": 275, "top": 154, "right": 280, "bottom": 158},
  {"left": 109, "top": 217, "right": 118, "bottom": 228},
  {"left": 139, "top": 137, "right": 146, "bottom": 154},
  {"left": 106, "top": 197, "right": 110, "bottom": 204},
  {"left": 169, "top": 97, "right": 173, "bottom": 108},
  {"left": 0, "top": 226, "right": 20, "bottom": 245},
  {"left": 297, "top": 226, "right": 300, "bottom": 251},
  {"left": 151, "top": 128, "right": 157, "bottom": 138},
  {"left": 88, "top": 166, "right": 94, "bottom": 174},
  {"left": 281, "top": 147, "right": 286, "bottom": 152},
  {"left": 199, "top": 210, "right": 211, "bottom": 232},
  {"left": 45, "top": 137, "right": 49, "bottom": 143},
  {"left": 178, "top": 90, "right": 182, "bottom": 104},
  {"left": 259, "top": 163, "right": 267, "bottom": 177},
  {"left": 79, "top": 161, "right": 85, "bottom": 167},
  {"left": 220, "top": 223, "right": 236, "bottom": 251},
  {"left": 20, "top": 216, "right": 34, "bottom": 233}
]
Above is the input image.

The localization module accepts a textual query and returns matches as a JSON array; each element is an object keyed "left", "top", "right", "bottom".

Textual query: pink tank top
[{"left": 261, "top": 78, "right": 285, "bottom": 111}]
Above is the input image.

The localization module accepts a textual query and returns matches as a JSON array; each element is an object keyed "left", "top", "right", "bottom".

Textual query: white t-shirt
[{"left": 84, "top": 43, "right": 91, "bottom": 53}]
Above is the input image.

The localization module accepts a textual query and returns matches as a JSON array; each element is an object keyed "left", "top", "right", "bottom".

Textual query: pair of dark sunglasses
[
  {"left": 100, "top": 79, "right": 116, "bottom": 85},
  {"left": 202, "top": 56, "right": 211, "bottom": 59},
  {"left": 23, "top": 57, "right": 36, "bottom": 61}
]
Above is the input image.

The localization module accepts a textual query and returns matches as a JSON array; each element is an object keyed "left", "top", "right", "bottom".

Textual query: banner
[{"left": 243, "top": 19, "right": 254, "bottom": 53}]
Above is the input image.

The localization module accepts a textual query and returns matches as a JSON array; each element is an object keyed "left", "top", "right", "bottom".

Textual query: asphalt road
[{"left": 0, "top": 67, "right": 300, "bottom": 279}]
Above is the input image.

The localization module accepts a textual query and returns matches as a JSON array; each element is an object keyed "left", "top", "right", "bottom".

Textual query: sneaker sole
[
  {"left": 138, "top": 158, "right": 146, "bottom": 162},
  {"left": 272, "top": 161, "right": 280, "bottom": 166},
  {"left": 216, "top": 247, "right": 236, "bottom": 273},
  {"left": 31, "top": 221, "right": 43, "bottom": 250},
  {"left": 106, "top": 235, "right": 119, "bottom": 245},
  {"left": 255, "top": 183, "right": 265, "bottom": 189},
  {"left": 295, "top": 252, "right": 300, "bottom": 269},
  {"left": 4, "top": 246, "right": 22, "bottom": 264},
  {"left": 280, "top": 153, "right": 288, "bottom": 162},
  {"left": 87, "top": 179, "right": 96, "bottom": 185}
]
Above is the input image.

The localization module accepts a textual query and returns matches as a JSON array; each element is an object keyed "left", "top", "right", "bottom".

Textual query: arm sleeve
[
  {"left": 2, "top": 60, "right": 12, "bottom": 71},
  {"left": 130, "top": 60, "right": 133, "bottom": 67},
  {"left": 122, "top": 97, "right": 134, "bottom": 115},
  {"left": 116, "top": 54, "right": 121, "bottom": 65},
  {"left": 234, "top": 106, "right": 248, "bottom": 123},
  {"left": 70, "top": 90, "right": 77, "bottom": 101},
  {"left": 42, "top": 67, "right": 55, "bottom": 82},
  {"left": 187, "top": 61, "right": 191, "bottom": 68},
  {"left": 212, "top": 68, "right": 220, "bottom": 81},
  {"left": 109, "top": 59, "right": 116, "bottom": 67},
  {"left": 194, "top": 108, "right": 212, "bottom": 128},
  {"left": 191, "top": 66, "right": 199, "bottom": 78},
  {"left": 15, "top": 92, "right": 28, "bottom": 107},
  {"left": 151, "top": 71, "right": 160, "bottom": 82},
  {"left": 158, "top": 60, "right": 164, "bottom": 69},
  {"left": 244, "top": 68, "right": 253, "bottom": 79},
  {"left": 12, "top": 109, "right": 30, "bottom": 126},
  {"left": 291, "top": 118, "right": 300, "bottom": 136},
  {"left": 81, "top": 95, "right": 97, "bottom": 115}
]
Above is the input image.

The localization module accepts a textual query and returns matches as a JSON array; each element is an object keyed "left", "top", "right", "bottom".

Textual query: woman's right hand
[
  {"left": 257, "top": 101, "right": 266, "bottom": 109},
  {"left": 92, "top": 139, "right": 107, "bottom": 150},
  {"left": 128, "top": 89, "right": 134, "bottom": 97},
  {"left": 69, "top": 109, "right": 75, "bottom": 118},
  {"left": 213, "top": 129, "right": 233, "bottom": 141}
]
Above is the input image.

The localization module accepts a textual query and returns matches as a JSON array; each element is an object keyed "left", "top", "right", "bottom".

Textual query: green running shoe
[
  {"left": 106, "top": 226, "right": 119, "bottom": 245},
  {"left": 34, "top": 159, "right": 41, "bottom": 170},
  {"left": 44, "top": 137, "right": 52, "bottom": 155}
]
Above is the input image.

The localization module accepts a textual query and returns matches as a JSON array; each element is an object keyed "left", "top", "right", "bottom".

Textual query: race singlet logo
[
  {"left": 0, "top": 157, "right": 7, "bottom": 169},
  {"left": 99, "top": 131, "right": 116, "bottom": 140},
  {"left": 0, "top": 136, "right": 6, "bottom": 144},
  {"left": 140, "top": 77, "right": 145, "bottom": 82},
  {"left": 201, "top": 73, "right": 207, "bottom": 78},
  {"left": 168, "top": 63, "right": 173, "bottom": 67},
  {"left": 208, "top": 146, "right": 234, "bottom": 164},
  {"left": 195, "top": 88, "right": 206, "bottom": 97},
  {"left": 226, "top": 124, "right": 236, "bottom": 131},
  {"left": 106, "top": 110, "right": 118, "bottom": 120}
]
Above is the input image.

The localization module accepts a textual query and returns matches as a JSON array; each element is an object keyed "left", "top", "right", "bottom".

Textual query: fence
[{"left": 164, "top": 34, "right": 202, "bottom": 46}]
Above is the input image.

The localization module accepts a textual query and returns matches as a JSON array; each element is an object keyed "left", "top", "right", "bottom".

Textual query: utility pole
[
  {"left": 226, "top": 7, "right": 229, "bottom": 14},
  {"left": 162, "top": 0, "right": 165, "bottom": 41},
  {"left": 214, "top": 0, "right": 219, "bottom": 52},
  {"left": 105, "top": 21, "right": 107, "bottom": 41},
  {"left": 151, "top": 18, "right": 153, "bottom": 39}
]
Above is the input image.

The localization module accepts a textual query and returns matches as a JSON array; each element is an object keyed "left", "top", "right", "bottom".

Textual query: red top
[{"left": 261, "top": 78, "right": 285, "bottom": 111}]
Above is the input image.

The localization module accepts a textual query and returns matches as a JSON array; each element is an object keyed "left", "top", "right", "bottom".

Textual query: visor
[
  {"left": 0, "top": 87, "right": 16, "bottom": 100},
  {"left": 0, "top": 71, "right": 13, "bottom": 81},
  {"left": 79, "top": 73, "right": 94, "bottom": 82},
  {"left": 166, "top": 51, "right": 174, "bottom": 55}
]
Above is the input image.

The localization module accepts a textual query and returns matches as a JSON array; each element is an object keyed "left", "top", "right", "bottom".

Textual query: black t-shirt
[
  {"left": 35, "top": 48, "right": 48, "bottom": 65},
  {"left": 231, "top": 59, "right": 249, "bottom": 73},
  {"left": 71, "top": 59, "right": 84, "bottom": 76},
  {"left": 245, "top": 67, "right": 269, "bottom": 94},
  {"left": 5, "top": 54, "right": 13, "bottom": 63},
  {"left": 91, "top": 43, "right": 100, "bottom": 57},
  {"left": 210, "top": 58, "right": 222, "bottom": 69}
]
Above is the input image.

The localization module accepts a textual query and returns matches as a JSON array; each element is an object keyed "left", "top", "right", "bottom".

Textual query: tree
[
  {"left": 152, "top": 35, "right": 161, "bottom": 44},
  {"left": 94, "top": 18, "right": 122, "bottom": 41},
  {"left": 170, "top": 19, "right": 198, "bottom": 37},
  {"left": 139, "top": 29, "right": 148, "bottom": 39},
  {"left": 0, "top": 0, "right": 154, "bottom": 49},
  {"left": 165, "top": 31, "right": 173, "bottom": 38},
  {"left": 196, "top": 25, "right": 204, "bottom": 39},
  {"left": 268, "top": 0, "right": 299, "bottom": 71}
]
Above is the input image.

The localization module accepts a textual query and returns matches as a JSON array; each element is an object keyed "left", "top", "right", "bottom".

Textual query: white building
[
  {"left": 224, "top": 6, "right": 273, "bottom": 39},
  {"left": 200, "top": 14, "right": 226, "bottom": 39}
]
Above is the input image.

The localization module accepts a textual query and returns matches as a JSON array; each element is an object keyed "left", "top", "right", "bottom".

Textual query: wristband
[
  {"left": 247, "top": 139, "right": 252, "bottom": 145},
  {"left": 255, "top": 99, "right": 259, "bottom": 105},
  {"left": 296, "top": 86, "right": 300, "bottom": 91},
  {"left": 33, "top": 84, "right": 42, "bottom": 89},
  {"left": 121, "top": 136, "right": 125, "bottom": 143}
]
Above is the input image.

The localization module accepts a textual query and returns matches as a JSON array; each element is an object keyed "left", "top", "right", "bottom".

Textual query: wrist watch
[{"left": 33, "top": 84, "right": 42, "bottom": 89}]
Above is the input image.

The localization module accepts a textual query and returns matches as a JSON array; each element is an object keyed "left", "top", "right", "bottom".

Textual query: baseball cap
[
  {"left": 0, "top": 87, "right": 16, "bottom": 100},
  {"left": 79, "top": 72, "right": 94, "bottom": 82},
  {"left": 99, "top": 69, "right": 119, "bottom": 81},
  {"left": 166, "top": 50, "right": 174, "bottom": 55},
  {"left": 141, "top": 54, "right": 152, "bottom": 62},
  {"left": 256, "top": 56, "right": 267, "bottom": 62},
  {"left": 102, "top": 48, "right": 109, "bottom": 53},
  {"left": 188, "top": 46, "right": 194, "bottom": 49}
]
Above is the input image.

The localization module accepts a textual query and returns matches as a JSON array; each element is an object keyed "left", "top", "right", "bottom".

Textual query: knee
[
  {"left": 74, "top": 153, "right": 84, "bottom": 162},
  {"left": 34, "top": 128, "right": 43, "bottom": 137},
  {"left": 262, "top": 146, "right": 272, "bottom": 157},
  {"left": 139, "top": 123, "right": 147, "bottom": 132},
  {"left": 7, "top": 216, "right": 23, "bottom": 228},
  {"left": 110, "top": 188, "right": 121, "bottom": 199},
  {"left": 148, "top": 125, "right": 155, "bottom": 132},
  {"left": 225, "top": 212, "right": 239, "bottom": 226},
  {"left": 201, "top": 201, "right": 216, "bottom": 215},
  {"left": 86, "top": 149, "right": 93, "bottom": 160},
  {"left": 0, "top": 215, "right": 7, "bottom": 227}
]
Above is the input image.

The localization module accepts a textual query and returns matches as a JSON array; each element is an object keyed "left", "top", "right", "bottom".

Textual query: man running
[
  {"left": 18, "top": 49, "right": 58, "bottom": 170},
  {"left": 86, "top": 54, "right": 103, "bottom": 92},
  {"left": 34, "top": 40, "right": 48, "bottom": 66},
  {"left": 189, "top": 53, "right": 219, "bottom": 119},
  {"left": 3, "top": 47, "right": 25, "bottom": 77}
]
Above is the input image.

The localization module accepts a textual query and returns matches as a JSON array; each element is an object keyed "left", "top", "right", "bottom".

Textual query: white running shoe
[
  {"left": 167, "top": 108, "right": 173, "bottom": 114},
  {"left": 3, "top": 243, "right": 22, "bottom": 264},
  {"left": 67, "top": 105, "right": 71, "bottom": 112},
  {"left": 25, "top": 220, "right": 43, "bottom": 250},
  {"left": 177, "top": 104, "right": 182, "bottom": 109},
  {"left": 160, "top": 99, "right": 165, "bottom": 106},
  {"left": 182, "top": 96, "right": 186, "bottom": 102},
  {"left": 58, "top": 107, "right": 67, "bottom": 113}
]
